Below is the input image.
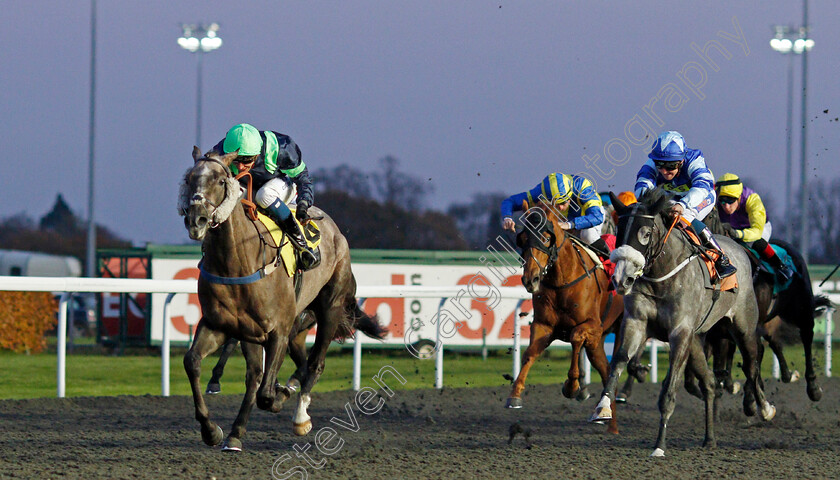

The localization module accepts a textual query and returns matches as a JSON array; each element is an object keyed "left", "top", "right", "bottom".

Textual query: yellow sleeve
[{"left": 739, "top": 193, "right": 766, "bottom": 243}]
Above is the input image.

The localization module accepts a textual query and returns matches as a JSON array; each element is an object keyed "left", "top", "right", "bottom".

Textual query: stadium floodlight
[{"left": 178, "top": 23, "right": 222, "bottom": 149}]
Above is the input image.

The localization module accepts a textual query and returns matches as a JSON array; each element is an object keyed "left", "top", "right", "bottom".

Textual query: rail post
[
  {"left": 512, "top": 299, "right": 525, "bottom": 380},
  {"left": 435, "top": 297, "right": 448, "bottom": 389},
  {"left": 161, "top": 292, "right": 176, "bottom": 397},
  {"left": 57, "top": 292, "right": 70, "bottom": 398}
]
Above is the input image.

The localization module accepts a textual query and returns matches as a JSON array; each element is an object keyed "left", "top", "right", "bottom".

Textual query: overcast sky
[{"left": 2, "top": 1, "right": 838, "bottom": 246}]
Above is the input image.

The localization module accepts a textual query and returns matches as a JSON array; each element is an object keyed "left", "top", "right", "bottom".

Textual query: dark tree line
[{"left": 0, "top": 194, "right": 131, "bottom": 261}]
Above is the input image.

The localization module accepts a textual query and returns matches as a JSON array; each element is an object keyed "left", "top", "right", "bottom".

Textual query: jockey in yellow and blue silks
[
  {"left": 501, "top": 173, "right": 610, "bottom": 256},
  {"left": 634, "top": 131, "right": 736, "bottom": 279},
  {"left": 716, "top": 173, "right": 793, "bottom": 280},
  {"left": 212, "top": 123, "right": 318, "bottom": 270}
]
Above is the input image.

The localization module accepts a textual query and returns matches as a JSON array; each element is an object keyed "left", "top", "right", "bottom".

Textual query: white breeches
[
  {"left": 761, "top": 221, "right": 772, "bottom": 242},
  {"left": 579, "top": 225, "right": 602, "bottom": 244},
  {"left": 254, "top": 177, "right": 297, "bottom": 209}
]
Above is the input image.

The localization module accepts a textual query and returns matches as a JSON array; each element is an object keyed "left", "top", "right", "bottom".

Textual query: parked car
[{"left": 54, "top": 294, "right": 96, "bottom": 336}]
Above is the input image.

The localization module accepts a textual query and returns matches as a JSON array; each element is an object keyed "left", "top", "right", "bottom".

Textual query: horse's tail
[
  {"left": 333, "top": 273, "right": 389, "bottom": 342},
  {"left": 814, "top": 294, "right": 834, "bottom": 314},
  {"left": 346, "top": 300, "right": 388, "bottom": 340}
]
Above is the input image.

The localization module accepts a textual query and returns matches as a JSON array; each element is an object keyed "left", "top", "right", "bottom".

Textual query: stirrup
[
  {"left": 715, "top": 256, "right": 737, "bottom": 279},
  {"left": 297, "top": 247, "right": 320, "bottom": 271}
]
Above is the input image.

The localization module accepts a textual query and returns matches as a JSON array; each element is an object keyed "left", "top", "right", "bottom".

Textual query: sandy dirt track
[{"left": 2, "top": 374, "right": 840, "bottom": 479}]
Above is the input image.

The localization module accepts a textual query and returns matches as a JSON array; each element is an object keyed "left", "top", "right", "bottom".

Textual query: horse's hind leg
[
  {"left": 183, "top": 321, "right": 227, "bottom": 447},
  {"left": 564, "top": 327, "right": 588, "bottom": 400},
  {"left": 294, "top": 301, "right": 341, "bottom": 436},
  {"left": 222, "top": 341, "right": 263, "bottom": 452},
  {"left": 798, "top": 315, "right": 823, "bottom": 401},
  {"left": 584, "top": 329, "right": 619, "bottom": 434},
  {"left": 206, "top": 338, "right": 239, "bottom": 395},
  {"left": 590, "top": 317, "right": 646, "bottom": 426},
  {"left": 766, "top": 333, "right": 798, "bottom": 383},
  {"left": 651, "top": 328, "right": 694, "bottom": 457},
  {"left": 730, "top": 321, "right": 776, "bottom": 421},
  {"left": 506, "top": 322, "right": 553, "bottom": 408},
  {"left": 276, "top": 328, "right": 308, "bottom": 405},
  {"left": 256, "top": 328, "right": 290, "bottom": 413},
  {"left": 686, "top": 336, "right": 717, "bottom": 448}
]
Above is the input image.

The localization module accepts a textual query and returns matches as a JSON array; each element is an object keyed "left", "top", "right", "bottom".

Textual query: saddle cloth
[
  {"left": 578, "top": 234, "right": 616, "bottom": 279},
  {"left": 255, "top": 212, "right": 322, "bottom": 277},
  {"left": 747, "top": 244, "right": 796, "bottom": 295},
  {"left": 677, "top": 225, "right": 738, "bottom": 292}
]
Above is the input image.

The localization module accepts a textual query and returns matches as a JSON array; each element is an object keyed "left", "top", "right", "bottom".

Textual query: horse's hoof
[
  {"left": 761, "top": 403, "right": 777, "bottom": 421},
  {"left": 616, "top": 391, "right": 628, "bottom": 403},
  {"left": 727, "top": 381, "right": 741, "bottom": 395},
  {"left": 202, "top": 424, "right": 224, "bottom": 446},
  {"left": 650, "top": 448, "right": 665, "bottom": 457},
  {"left": 807, "top": 384, "right": 823, "bottom": 402},
  {"left": 788, "top": 370, "right": 801, "bottom": 383},
  {"left": 221, "top": 437, "right": 242, "bottom": 452},
  {"left": 562, "top": 380, "right": 578, "bottom": 399},
  {"left": 575, "top": 386, "right": 591, "bottom": 402},
  {"left": 293, "top": 420, "right": 312, "bottom": 436},
  {"left": 205, "top": 383, "right": 221, "bottom": 395},
  {"left": 588, "top": 396, "right": 612, "bottom": 424},
  {"left": 505, "top": 397, "right": 523, "bottom": 409}
]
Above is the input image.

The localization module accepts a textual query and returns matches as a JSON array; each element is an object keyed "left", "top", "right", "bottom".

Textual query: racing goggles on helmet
[
  {"left": 654, "top": 160, "right": 681, "bottom": 171},
  {"left": 718, "top": 195, "right": 738, "bottom": 205}
]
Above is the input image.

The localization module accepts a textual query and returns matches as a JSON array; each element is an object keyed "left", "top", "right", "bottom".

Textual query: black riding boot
[
  {"left": 699, "top": 227, "right": 737, "bottom": 279},
  {"left": 280, "top": 215, "right": 320, "bottom": 271},
  {"left": 756, "top": 240, "right": 793, "bottom": 281},
  {"left": 589, "top": 237, "right": 610, "bottom": 260}
]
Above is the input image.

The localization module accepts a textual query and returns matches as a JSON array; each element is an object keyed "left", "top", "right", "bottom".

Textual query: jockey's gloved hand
[
  {"left": 722, "top": 223, "right": 738, "bottom": 239},
  {"left": 296, "top": 202, "right": 311, "bottom": 221}
]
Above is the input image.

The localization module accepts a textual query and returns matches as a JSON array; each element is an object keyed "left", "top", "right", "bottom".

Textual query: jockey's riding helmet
[
  {"left": 617, "top": 190, "right": 638, "bottom": 206},
  {"left": 649, "top": 131, "right": 687, "bottom": 168},
  {"left": 716, "top": 173, "right": 743, "bottom": 200},
  {"left": 223, "top": 123, "right": 262, "bottom": 157},
  {"left": 541, "top": 173, "right": 574, "bottom": 205}
]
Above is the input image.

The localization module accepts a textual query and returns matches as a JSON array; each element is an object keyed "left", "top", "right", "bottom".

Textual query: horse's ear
[
  {"left": 609, "top": 191, "right": 627, "bottom": 214},
  {"left": 521, "top": 199, "right": 529, "bottom": 212},
  {"left": 651, "top": 195, "right": 671, "bottom": 215},
  {"left": 219, "top": 149, "right": 239, "bottom": 167},
  {"left": 192, "top": 146, "right": 202, "bottom": 163}
]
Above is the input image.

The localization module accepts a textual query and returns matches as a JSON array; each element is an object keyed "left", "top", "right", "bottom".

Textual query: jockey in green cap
[{"left": 212, "top": 123, "right": 318, "bottom": 270}]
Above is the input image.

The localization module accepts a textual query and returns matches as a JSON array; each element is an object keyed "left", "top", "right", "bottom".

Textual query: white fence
[{"left": 0, "top": 276, "right": 834, "bottom": 398}]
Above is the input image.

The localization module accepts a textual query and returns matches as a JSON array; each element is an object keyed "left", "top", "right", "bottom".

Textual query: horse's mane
[{"left": 637, "top": 187, "right": 673, "bottom": 209}]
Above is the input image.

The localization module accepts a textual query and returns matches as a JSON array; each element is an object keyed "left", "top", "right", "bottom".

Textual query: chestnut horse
[
  {"left": 505, "top": 200, "right": 623, "bottom": 434},
  {"left": 179, "top": 148, "right": 386, "bottom": 451}
]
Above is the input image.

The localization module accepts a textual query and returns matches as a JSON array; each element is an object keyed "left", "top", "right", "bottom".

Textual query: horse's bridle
[
  {"left": 184, "top": 156, "right": 235, "bottom": 229},
  {"left": 523, "top": 220, "right": 565, "bottom": 280},
  {"left": 617, "top": 209, "right": 668, "bottom": 274}
]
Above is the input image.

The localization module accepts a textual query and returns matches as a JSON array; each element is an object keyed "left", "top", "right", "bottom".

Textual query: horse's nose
[{"left": 521, "top": 275, "right": 538, "bottom": 293}]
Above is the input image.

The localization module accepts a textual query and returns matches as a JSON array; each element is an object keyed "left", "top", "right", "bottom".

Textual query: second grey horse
[{"left": 589, "top": 189, "right": 775, "bottom": 457}]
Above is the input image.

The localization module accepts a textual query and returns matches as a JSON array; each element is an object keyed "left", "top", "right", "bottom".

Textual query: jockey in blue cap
[
  {"left": 501, "top": 172, "right": 609, "bottom": 257},
  {"left": 634, "top": 131, "right": 736, "bottom": 279},
  {"left": 212, "top": 123, "right": 318, "bottom": 270}
]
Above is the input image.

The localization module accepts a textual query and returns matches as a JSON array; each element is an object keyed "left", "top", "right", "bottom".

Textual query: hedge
[{"left": 0, "top": 291, "right": 58, "bottom": 353}]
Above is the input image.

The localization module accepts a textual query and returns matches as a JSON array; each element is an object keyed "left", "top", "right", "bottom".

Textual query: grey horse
[{"left": 589, "top": 189, "right": 775, "bottom": 457}]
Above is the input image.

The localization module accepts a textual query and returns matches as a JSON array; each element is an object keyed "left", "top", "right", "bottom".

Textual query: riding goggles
[
  {"left": 654, "top": 160, "right": 681, "bottom": 171},
  {"left": 718, "top": 195, "right": 738, "bottom": 205}
]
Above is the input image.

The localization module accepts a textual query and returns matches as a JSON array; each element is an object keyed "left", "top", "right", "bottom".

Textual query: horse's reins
[
  {"left": 192, "top": 156, "right": 282, "bottom": 285},
  {"left": 620, "top": 206, "right": 723, "bottom": 332},
  {"left": 525, "top": 221, "right": 602, "bottom": 290}
]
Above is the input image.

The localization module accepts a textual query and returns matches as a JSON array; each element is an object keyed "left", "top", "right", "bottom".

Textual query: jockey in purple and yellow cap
[{"left": 716, "top": 173, "right": 793, "bottom": 280}]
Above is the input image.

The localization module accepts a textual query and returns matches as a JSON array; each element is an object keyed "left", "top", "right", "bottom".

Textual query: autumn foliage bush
[{"left": 0, "top": 291, "right": 58, "bottom": 353}]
